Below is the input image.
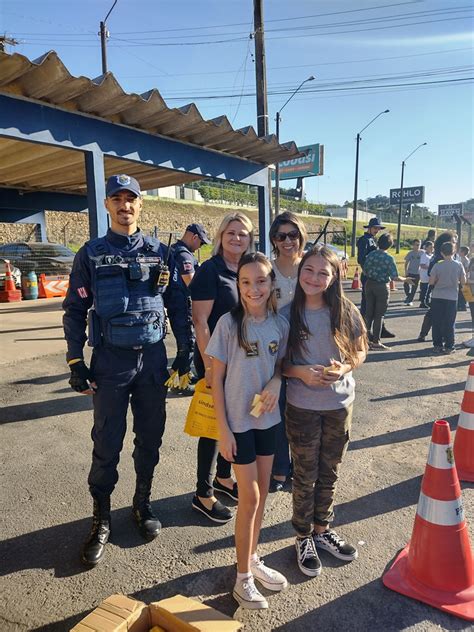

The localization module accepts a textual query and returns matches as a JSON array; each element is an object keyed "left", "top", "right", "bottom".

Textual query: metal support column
[
  {"left": 84, "top": 151, "right": 107, "bottom": 239},
  {"left": 257, "top": 170, "right": 271, "bottom": 256}
]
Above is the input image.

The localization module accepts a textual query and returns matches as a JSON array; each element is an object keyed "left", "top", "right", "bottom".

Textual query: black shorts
[{"left": 233, "top": 426, "right": 276, "bottom": 465}]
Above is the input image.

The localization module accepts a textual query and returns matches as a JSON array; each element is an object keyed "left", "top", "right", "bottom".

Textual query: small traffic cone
[
  {"left": 0, "top": 260, "right": 22, "bottom": 303},
  {"left": 454, "top": 361, "right": 474, "bottom": 482},
  {"left": 390, "top": 279, "right": 397, "bottom": 291},
  {"left": 351, "top": 266, "right": 361, "bottom": 290},
  {"left": 383, "top": 420, "right": 474, "bottom": 621}
]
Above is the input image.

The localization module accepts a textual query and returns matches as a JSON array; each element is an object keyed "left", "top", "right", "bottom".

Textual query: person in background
[
  {"left": 190, "top": 211, "right": 254, "bottom": 523},
  {"left": 363, "top": 233, "right": 412, "bottom": 350},
  {"left": 463, "top": 256, "right": 474, "bottom": 348},
  {"left": 429, "top": 241, "right": 465, "bottom": 354},
  {"left": 403, "top": 239, "right": 422, "bottom": 306},
  {"left": 457, "top": 246, "right": 470, "bottom": 312},
  {"left": 421, "top": 229, "right": 436, "bottom": 250},
  {"left": 418, "top": 240, "right": 434, "bottom": 308},
  {"left": 417, "top": 231, "right": 456, "bottom": 342},
  {"left": 169, "top": 224, "right": 212, "bottom": 393},
  {"left": 268, "top": 211, "right": 308, "bottom": 492},
  {"left": 357, "top": 217, "right": 395, "bottom": 338}
]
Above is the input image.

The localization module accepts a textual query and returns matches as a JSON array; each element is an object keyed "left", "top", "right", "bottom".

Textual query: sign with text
[
  {"left": 390, "top": 186, "right": 425, "bottom": 204},
  {"left": 438, "top": 203, "right": 463, "bottom": 217},
  {"left": 273, "top": 143, "right": 324, "bottom": 180}
]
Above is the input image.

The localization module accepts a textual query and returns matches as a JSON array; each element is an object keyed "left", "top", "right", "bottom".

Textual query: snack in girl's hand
[{"left": 250, "top": 394, "right": 264, "bottom": 418}]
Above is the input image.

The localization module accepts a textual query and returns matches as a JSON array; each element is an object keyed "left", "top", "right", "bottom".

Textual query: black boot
[
  {"left": 81, "top": 496, "right": 111, "bottom": 567},
  {"left": 381, "top": 325, "right": 396, "bottom": 338},
  {"left": 132, "top": 479, "right": 161, "bottom": 541}
]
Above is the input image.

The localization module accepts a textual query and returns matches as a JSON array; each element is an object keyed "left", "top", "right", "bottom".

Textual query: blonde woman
[
  {"left": 190, "top": 212, "right": 254, "bottom": 523},
  {"left": 268, "top": 211, "right": 307, "bottom": 492}
]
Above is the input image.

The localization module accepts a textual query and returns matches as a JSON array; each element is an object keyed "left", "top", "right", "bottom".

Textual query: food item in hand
[{"left": 250, "top": 393, "right": 264, "bottom": 418}]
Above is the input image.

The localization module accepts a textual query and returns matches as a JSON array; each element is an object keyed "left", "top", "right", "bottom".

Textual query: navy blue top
[
  {"left": 189, "top": 254, "right": 238, "bottom": 334},
  {"left": 171, "top": 239, "right": 199, "bottom": 297},
  {"left": 63, "top": 228, "right": 191, "bottom": 360},
  {"left": 357, "top": 232, "right": 378, "bottom": 266}
]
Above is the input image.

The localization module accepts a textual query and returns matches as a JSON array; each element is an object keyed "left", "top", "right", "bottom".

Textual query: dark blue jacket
[{"left": 357, "top": 232, "right": 378, "bottom": 267}]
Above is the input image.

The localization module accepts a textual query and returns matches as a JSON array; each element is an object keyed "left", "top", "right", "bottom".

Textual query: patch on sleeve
[
  {"left": 77, "top": 287, "right": 88, "bottom": 299},
  {"left": 183, "top": 261, "right": 193, "bottom": 273}
]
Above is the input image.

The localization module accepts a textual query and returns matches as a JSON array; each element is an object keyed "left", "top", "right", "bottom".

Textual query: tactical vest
[{"left": 86, "top": 235, "right": 167, "bottom": 349}]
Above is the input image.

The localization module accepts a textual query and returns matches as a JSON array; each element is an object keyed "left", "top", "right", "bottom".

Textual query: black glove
[
  {"left": 171, "top": 345, "right": 192, "bottom": 376},
  {"left": 68, "top": 360, "right": 95, "bottom": 393}
]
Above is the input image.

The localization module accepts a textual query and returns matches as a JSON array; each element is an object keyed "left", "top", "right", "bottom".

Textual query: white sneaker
[
  {"left": 250, "top": 558, "right": 288, "bottom": 591},
  {"left": 233, "top": 576, "right": 268, "bottom": 609}
]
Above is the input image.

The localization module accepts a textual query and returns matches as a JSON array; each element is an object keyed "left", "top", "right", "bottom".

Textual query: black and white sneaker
[
  {"left": 213, "top": 478, "right": 238, "bottom": 502},
  {"left": 295, "top": 536, "right": 322, "bottom": 577},
  {"left": 313, "top": 529, "right": 358, "bottom": 561},
  {"left": 191, "top": 496, "right": 233, "bottom": 524}
]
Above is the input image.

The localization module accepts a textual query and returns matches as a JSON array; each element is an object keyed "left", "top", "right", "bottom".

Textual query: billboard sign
[
  {"left": 390, "top": 186, "right": 425, "bottom": 204},
  {"left": 438, "top": 203, "right": 463, "bottom": 217},
  {"left": 273, "top": 144, "right": 324, "bottom": 181}
]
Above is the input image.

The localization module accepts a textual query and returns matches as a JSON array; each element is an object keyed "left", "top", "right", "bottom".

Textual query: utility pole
[
  {"left": 0, "top": 35, "right": 19, "bottom": 52},
  {"left": 99, "top": 0, "right": 118, "bottom": 74},
  {"left": 253, "top": 0, "right": 269, "bottom": 138},
  {"left": 253, "top": 0, "right": 273, "bottom": 230}
]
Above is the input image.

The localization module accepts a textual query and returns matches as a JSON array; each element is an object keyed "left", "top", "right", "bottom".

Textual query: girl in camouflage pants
[{"left": 282, "top": 245, "right": 367, "bottom": 577}]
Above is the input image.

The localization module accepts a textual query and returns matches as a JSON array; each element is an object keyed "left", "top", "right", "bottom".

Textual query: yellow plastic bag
[
  {"left": 462, "top": 284, "right": 474, "bottom": 303},
  {"left": 184, "top": 379, "right": 219, "bottom": 440}
]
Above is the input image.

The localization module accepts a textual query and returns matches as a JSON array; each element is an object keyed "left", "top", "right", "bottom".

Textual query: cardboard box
[{"left": 71, "top": 594, "right": 242, "bottom": 632}]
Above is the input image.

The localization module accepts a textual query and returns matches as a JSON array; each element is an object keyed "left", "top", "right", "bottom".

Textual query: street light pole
[
  {"left": 99, "top": 0, "right": 118, "bottom": 74},
  {"left": 396, "top": 142, "right": 427, "bottom": 253},
  {"left": 274, "top": 75, "right": 315, "bottom": 216},
  {"left": 350, "top": 109, "right": 389, "bottom": 258}
]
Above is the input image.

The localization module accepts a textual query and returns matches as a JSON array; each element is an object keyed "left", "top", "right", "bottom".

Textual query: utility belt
[{"left": 88, "top": 308, "right": 165, "bottom": 350}]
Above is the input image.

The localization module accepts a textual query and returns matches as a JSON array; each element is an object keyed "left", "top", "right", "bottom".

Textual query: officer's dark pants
[
  {"left": 88, "top": 342, "right": 168, "bottom": 499},
  {"left": 360, "top": 273, "right": 368, "bottom": 316},
  {"left": 194, "top": 348, "right": 232, "bottom": 498}
]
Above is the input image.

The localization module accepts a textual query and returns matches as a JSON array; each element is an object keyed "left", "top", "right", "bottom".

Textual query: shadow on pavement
[
  {"left": 2, "top": 325, "right": 62, "bottom": 335},
  {"left": 13, "top": 373, "right": 69, "bottom": 385},
  {"left": 272, "top": 577, "right": 468, "bottom": 632},
  {"left": 349, "top": 415, "right": 458, "bottom": 451},
  {"left": 407, "top": 361, "right": 469, "bottom": 371},
  {"left": 0, "top": 394, "right": 93, "bottom": 424},
  {"left": 365, "top": 348, "right": 435, "bottom": 363},
  {"left": 370, "top": 381, "right": 464, "bottom": 402}
]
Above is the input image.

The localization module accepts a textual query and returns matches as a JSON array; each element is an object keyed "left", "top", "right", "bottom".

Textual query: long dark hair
[
  {"left": 269, "top": 211, "right": 308, "bottom": 257},
  {"left": 231, "top": 252, "right": 276, "bottom": 352},
  {"left": 287, "top": 245, "right": 367, "bottom": 367}
]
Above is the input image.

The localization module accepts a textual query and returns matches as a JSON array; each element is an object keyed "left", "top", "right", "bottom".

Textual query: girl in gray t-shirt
[
  {"left": 206, "top": 252, "right": 289, "bottom": 610},
  {"left": 283, "top": 245, "right": 367, "bottom": 577}
]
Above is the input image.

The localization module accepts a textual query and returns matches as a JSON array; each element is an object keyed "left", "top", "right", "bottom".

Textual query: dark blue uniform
[
  {"left": 63, "top": 228, "right": 191, "bottom": 500},
  {"left": 168, "top": 239, "right": 199, "bottom": 349},
  {"left": 357, "top": 231, "right": 378, "bottom": 316}
]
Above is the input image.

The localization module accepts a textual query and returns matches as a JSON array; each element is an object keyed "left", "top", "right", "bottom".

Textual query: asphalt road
[{"left": 0, "top": 292, "right": 473, "bottom": 632}]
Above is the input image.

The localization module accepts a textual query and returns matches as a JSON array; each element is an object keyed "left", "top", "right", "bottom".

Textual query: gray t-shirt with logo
[
  {"left": 281, "top": 304, "right": 359, "bottom": 411},
  {"left": 206, "top": 311, "right": 290, "bottom": 433},
  {"left": 430, "top": 259, "right": 465, "bottom": 301}
]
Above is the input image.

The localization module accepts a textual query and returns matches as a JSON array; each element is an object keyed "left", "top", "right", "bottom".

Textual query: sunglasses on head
[{"left": 274, "top": 229, "right": 300, "bottom": 242}]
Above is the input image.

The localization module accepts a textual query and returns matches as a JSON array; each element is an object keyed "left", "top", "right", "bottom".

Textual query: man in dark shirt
[
  {"left": 357, "top": 217, "right": 395, "bottom": 337},
  {"left": 169, "top": 224, "right": 211, "bottom": 391}
]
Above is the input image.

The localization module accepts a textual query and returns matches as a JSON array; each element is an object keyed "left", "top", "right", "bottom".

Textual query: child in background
[
  {"left": 457, "top": 246, "right": 470, "bottom": 312},
  {"left": 282, "top": 245, "right": 367, "bottom": 577},
  {"left": 430, "top": 242, "right": 466, "bottom": 354},
  {"left": 207, "top": 252, "right": 290, "bottom": 610},
  {"left": 419, "top": 240, "right": 434, "bottom": 308},
  {"left": 403, "top": 239, "right": 422, "bottom": 306}
]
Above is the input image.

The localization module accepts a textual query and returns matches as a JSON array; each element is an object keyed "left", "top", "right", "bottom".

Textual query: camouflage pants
[{"left": 285, "top": 402, "right": 353, "bottom": 536}]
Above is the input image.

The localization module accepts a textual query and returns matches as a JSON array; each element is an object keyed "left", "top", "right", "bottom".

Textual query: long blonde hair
[{"left": 212, "top": 212, "right": 255, "bottom": 257}]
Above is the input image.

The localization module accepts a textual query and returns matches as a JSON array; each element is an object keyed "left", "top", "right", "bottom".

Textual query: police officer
[
  {"left": 357, "top": 217, "right": 395, "bottom": 338},
  {"left": 169, "top": 224, "right": 211, "bottom": 391},
  {"left": 63, "top": 174, "right": 192, "bottom": 566}
]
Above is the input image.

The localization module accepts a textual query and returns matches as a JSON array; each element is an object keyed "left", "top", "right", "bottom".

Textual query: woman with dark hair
[
  {"left": 268, "top": 212, "right": 307, "bottom": 492},
  {"left": 418, "top": 231, "right": 455, "bottom": 342}
]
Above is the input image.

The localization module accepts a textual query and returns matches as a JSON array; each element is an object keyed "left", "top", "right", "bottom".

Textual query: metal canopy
[{"left": 0, "top": 50, "right": 302, "bottom": 251}]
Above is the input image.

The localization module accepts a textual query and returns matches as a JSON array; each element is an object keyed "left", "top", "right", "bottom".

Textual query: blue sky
[{"left": 2, "top": 0, "right": 473, "bottom": 212}]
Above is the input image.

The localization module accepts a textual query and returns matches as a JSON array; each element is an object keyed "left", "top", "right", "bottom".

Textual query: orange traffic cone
[
  {"left": 351, "top": 266, "right": 361, "bottom": 290},
  {"left": 390, "top": 279, "right": 397, "bottom": 291},
  {"left": 0, "top": 260, "right": 22, "bottom": 303},
  {"left": 383, "top": 420, "right": 474, "bottom": 621},
  {"left": 454, "top": 362, "right": 474, "bottom": 482}
]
